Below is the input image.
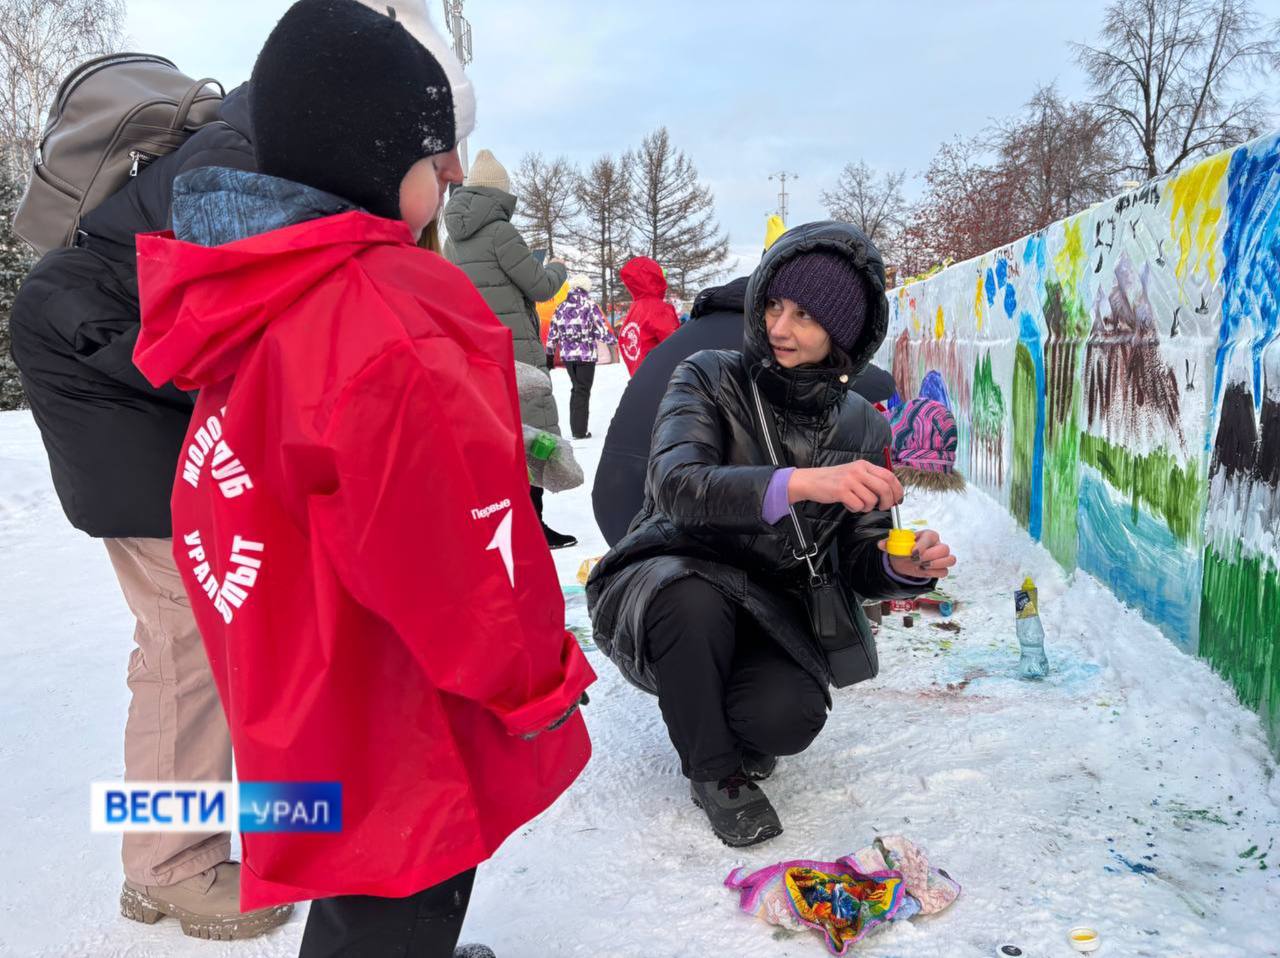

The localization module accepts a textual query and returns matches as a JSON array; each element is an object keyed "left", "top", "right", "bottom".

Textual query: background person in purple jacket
[{"left": 548, "top": 275, "right": 617, "bottom": 439}]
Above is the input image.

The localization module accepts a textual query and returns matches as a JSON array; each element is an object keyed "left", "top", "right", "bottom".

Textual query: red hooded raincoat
[{"left": 134, "top": 210, "right": 595, "bottom": 909}]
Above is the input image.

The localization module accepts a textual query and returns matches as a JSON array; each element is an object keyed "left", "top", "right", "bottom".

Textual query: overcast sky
[{"left": 125, "top": 0, "right": 1280, "bottom": 272}]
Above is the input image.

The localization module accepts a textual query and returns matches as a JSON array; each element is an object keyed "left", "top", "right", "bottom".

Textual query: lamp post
[
  {"left": 442, "top": 0, "right": 473, "bottom": 177},
  {"left": 768, "top": 171, "right": 798, "bottom": 222}
]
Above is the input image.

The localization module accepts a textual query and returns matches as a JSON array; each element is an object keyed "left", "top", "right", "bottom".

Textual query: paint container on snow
[
  {"left": 995, "top": 947, "right": 1025, "bottom": 957},
  {"left": 1067, "top": 927, "right": 1101, "bottom": 953}
]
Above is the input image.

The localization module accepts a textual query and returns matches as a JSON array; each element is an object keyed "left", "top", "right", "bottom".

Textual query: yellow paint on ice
[
  {"left": 1168, "top": 153, "right": 1229, "bottom": 286},
  {"left": 1055, "top": 218, "right": 1087, "bottom": 289},
  {"left": 974, "top": 273, "right": 986, "bottom": 331},
  {"left": 934, "top": 305, "right": 945, "bottom": 339}
]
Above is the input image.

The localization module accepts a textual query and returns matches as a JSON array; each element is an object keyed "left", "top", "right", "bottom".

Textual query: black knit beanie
[
  {"left": 250, "top": 0, "right": 461, "bottom": 219},
  {"left": 766, "top": 250, "right": 870, "bottom": 352}
]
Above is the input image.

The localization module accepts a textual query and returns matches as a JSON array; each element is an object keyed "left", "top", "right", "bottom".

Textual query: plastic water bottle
[{"left": 1015, "top": 576, "right": 1049, "bottom": 679}]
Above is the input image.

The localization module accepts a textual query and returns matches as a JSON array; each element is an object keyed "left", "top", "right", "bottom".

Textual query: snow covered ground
[{"left": 1, "top": 361, "right": 1278, "bottom": 957}]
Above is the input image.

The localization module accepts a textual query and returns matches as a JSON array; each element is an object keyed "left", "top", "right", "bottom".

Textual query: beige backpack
[{"left": 14, "top": 53, "right": 224, "bottom": 255}]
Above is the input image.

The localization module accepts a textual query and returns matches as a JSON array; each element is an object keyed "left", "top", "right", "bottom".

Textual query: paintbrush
[
  {"left": 883, "top": 445, "right": 904, "bottom": 528},
  {"left": 883, "top": 445, "right": 917, "bottom": 558}
]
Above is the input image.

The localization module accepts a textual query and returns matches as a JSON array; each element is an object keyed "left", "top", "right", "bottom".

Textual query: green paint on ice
[
  {"left": 1011, "top": 344, "right": 1037, "bottom": 531},
  {"left": 1079, "top": 434, "right": 1205, "bottom": 544},
  {"left": 1199, "top": 544, "right": 1280, "bottom": 753},
  {"left": 972, "top": 352, "right": 1005, "bottom": 441}
]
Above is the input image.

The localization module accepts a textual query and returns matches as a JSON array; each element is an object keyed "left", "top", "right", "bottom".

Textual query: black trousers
[
  {"left": 298, "top": 868, "right": 475, "bottom": 958},
  {"left": 644, "top": 577, "right": 829, "bottom": 781},
  {"left": 564, "top": 361, "right": 596, "bottom": 438}
]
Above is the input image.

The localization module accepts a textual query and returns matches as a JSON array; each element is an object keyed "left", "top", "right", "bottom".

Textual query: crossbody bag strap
[{"left": 749, "top": 374, "right": 824, "bottom": 585}]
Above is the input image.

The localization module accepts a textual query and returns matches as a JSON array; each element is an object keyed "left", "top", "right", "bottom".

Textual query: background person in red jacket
[
  {"left": 617, "top": 256, "right": 681, "bottom": 375},
  {"left": 133, "top": 2, "right": 594, "bottom": 954}
]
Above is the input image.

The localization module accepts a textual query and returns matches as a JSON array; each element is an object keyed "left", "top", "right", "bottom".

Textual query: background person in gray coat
[{"left": 444, "top": 149, "right": 577, "bottom": 548}]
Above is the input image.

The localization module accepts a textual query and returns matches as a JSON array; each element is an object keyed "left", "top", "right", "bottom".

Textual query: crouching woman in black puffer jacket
[{"left": 586, "top": 222, "right": 956, "bottom": 846}]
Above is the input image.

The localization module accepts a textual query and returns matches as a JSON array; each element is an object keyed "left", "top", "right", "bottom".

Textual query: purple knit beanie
[{"left": 766, "top": 250, "right": 869, "bottom": 352}]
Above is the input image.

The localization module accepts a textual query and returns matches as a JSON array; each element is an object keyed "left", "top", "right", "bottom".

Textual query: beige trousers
[{"left": 104, "top": 537, "right": 232, "bottom": 886}]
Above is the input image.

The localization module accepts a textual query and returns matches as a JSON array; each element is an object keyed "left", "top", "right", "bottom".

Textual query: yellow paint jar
[
  {"left": 885, "top": 528, "right": 917, "bottom": 557},
  {"left": 1067, "top": 926, "right": 1100, "bottom": 953}
]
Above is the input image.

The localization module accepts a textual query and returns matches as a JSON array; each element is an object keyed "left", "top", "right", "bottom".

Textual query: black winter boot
[
  {"left": 541, "top": 523, "right": 578, "bottom": 550},
  {"left": 455, "top": 946, "right": 496, "bottom": 958},
  {"left": 690, "top": 772, "right": 783, "bottom": 847},
  {"left": 741, "top": 750, "right": 778, "bottom": 782}
]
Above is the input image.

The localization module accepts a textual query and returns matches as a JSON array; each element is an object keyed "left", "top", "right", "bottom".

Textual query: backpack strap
[{"left": 172, "top": 79, "right": 224, "bottom": 131}]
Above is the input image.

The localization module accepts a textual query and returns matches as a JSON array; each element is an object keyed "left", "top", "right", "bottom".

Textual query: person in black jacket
[
  {"left": 586, "top": 222, "right": 956, "bottom": 847},
  {"left": 591, "top": 275, "right": 899, "bottom": 548},
  {"left": 8, "top": 86, "right": 292, "bottom": 938}
]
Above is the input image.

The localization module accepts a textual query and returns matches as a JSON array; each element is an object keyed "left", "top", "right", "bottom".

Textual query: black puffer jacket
[
  {"left": 8, "top": 86, "right": 255, "bottom": 538},
  {"left": 592, "top": 275, "right": 900, "bottom": 548},
  {"left": 586, "top": 222, "right": 932, "bottom": 693}
]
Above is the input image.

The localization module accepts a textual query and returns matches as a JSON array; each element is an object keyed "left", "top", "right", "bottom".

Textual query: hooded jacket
[
  {"left": 8, "top": 86, "right": 255, "bottom": 537},
  {"left": 548, "top": 286, "right": 616, "bottom": 365},
  {"left": 586, "top": 222, "right": 932, "bottom": 694},
  {"left": 442, "top": 186, "right": 567, "bottom": 377},
  {"left": 133, "top": 167, "right": 594, "bottom": 909},
  {"left": 592, "top": 276, "right": 900, "bottom": 549},
  {"left": 617, "top": 257, "right": 680, "bottom": 375}
]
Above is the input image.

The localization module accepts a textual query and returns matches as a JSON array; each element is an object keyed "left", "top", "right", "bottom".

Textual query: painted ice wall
[{"left": 878, "top": 133, "right": 1280, "bottom": 753}]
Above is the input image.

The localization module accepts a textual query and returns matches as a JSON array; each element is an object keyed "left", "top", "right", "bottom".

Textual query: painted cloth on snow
[
  {"left": 725, "top": 858, "right": 906, "bottom": 954},
  {"left": 848, "top": 835, "right": 960, "bottom": 916},
  {"left": 725, "top": 837, "right": 959, "bottom": 953},
  {"left": 548, "top": 288, "right": 616, "bottom": 364}
]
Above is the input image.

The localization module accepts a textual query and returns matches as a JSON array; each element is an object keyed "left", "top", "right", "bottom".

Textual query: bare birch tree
[
  {"left": 1074, "top": 0, "right": 1277, "bottom": 179},
  {"left": 0, "top": 0, "right": 125, "bottom": 182},
  {"left": 820, "top": 161, "right": 908, "bottom": 263}
]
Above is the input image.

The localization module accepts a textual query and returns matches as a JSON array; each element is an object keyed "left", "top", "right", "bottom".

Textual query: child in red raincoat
[
  {"left": 617, "top": 256, "right": 681, "bottom": 375},
  {"left": 133, "top": 2, "right": 594, "bottom": 954}
]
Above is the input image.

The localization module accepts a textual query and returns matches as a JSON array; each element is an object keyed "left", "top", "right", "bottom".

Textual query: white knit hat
[
  {"left": 466, "top": 149, "right": 510, "bottom": 192},
  {"left": 352, "top": 0, "right": 476, "bottom": 144},
  {"left": 568, "top": 274, "right": 593, "bottom": 293}
]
